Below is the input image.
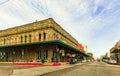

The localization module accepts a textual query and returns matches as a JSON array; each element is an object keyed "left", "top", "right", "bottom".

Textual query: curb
[
  {"left": 0, "top": 62, "right": 13, "bottom": 65},
  {"left": 0, "top": 62, "right": 70, "bottom": 66}
]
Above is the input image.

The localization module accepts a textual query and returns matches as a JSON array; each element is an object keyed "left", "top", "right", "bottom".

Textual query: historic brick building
[
  {"left": 110, "top": 40, "right": 120, "bottom": 64},
  {"left": 0, "top": 18, "right": 88, "bottom": 63}
]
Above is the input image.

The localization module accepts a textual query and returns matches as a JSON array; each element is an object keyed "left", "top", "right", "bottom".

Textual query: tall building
[{"left": 0, "top": 18, "right": 88, "bottom": 63}]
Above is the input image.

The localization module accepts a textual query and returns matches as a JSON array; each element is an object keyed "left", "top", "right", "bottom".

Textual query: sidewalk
[
  {"left": 102, "top": 61, "right": 120, "bottom": 68},
  {"left": 0, "top": 62, "right": 69, "bottom": 76},
  {"left": 0, "top": 62, "right": 13, "bottom": 76},
  {"left": 10, "top": 63, "right": 84, "bottom": 76},
  {"left": 0, "top": 67, "right": 12, "bottom": 76}
]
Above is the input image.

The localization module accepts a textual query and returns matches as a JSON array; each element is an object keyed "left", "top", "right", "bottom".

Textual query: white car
[
  {"left": 109, "top": 60, "right": 117, "bottom": 64},
  {"left": 82, "top": 60, "right": 87, "bottom": 63}
]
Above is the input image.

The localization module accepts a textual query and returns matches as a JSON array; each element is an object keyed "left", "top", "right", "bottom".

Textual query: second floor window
[
  {"left": 0, "top": 39, "right": 1, "bottom": 45},
  {"left": 43, "top": 32, "right": 46, "bottom": 40},
  {"left": 21, "top": 36, "right": 23, "bottom": 43},
  {"left": 29, "top": 34, "right": 32, "bottom": 42},
  {"left": 4, "top": 39, "right": 6, "bottom": 45},
  {"left": 39, "top": 33, "right": 41, "bottom": 41},
  {"left": 25, "top": 35, "right": 27, "bottom": 43}
]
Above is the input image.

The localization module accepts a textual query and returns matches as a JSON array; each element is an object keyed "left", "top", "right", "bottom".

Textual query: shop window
[
  {"left": 53, "top": 50, "right": 56, "bottom": 57},
  {"left": 43, "top": 50, "right": 48, "bottom": 59},
  {"left": 21, "top": 49, "right": 24, "bottom": 60},
  {"left": 46, "top": 50, "right": 48, "bottom": 59},
  {"left": 37, "top": 50, "right": 41, "bottom": 59},
  {"left": 0, "top": 51, "right": 5, "bottom": 61}
]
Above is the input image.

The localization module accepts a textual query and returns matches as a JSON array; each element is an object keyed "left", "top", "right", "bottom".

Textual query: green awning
[{"left": 0, "top": 40, "right": 89, "bottom": 57}]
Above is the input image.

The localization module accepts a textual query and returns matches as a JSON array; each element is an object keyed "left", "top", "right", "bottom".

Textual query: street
[
  {"left": 1, "top": 62, "right": 120, "bottom": 76},
  {"left": 61, "top": 62, "right": 120, "bottom": 76},
  {"left": 40, "top": 62, "right": 120, "bottom": 76}
]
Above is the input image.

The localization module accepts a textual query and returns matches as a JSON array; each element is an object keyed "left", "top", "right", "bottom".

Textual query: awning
[
  {"left": 110, "top": 47, "right": 116, "bottom": 53},
  {"left": 0, "top": 40, "right": 89, "bottom": 57},
  {"left": 110, "top": 47, "right": 120, "bottom": 53}
]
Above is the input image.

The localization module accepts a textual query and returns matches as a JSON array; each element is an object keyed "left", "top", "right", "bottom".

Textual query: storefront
[
  {"left": 0, "top": 18, "right": 89, "bottom": 64},
  {"left": 110, "top": 47, "right": 120, "bottom": 64},
  {"left": 0, "top": 40, "right": 88, "bottom": 63}
]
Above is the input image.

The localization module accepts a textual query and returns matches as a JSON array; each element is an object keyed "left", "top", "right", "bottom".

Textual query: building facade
[
  {"left": 110, "top": 40, "right": 120, "bottom": 64},
  {"left": 0, "top": 18, "right": 88, "bottom": 63}
]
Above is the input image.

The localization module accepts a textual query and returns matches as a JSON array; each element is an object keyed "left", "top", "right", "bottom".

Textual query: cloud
[{"left": 0, "top": 0, "right": 9, "bottom": 5}]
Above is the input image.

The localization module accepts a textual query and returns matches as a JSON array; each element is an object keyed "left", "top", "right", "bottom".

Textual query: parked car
[
  {"left": 109, "top": 60, "right": 117, "bottom": 64},
  {"left": 82, "top": 60, "right": 87, "bottom": 63},
  {"left": 69, "top": 58, "right": 77, "bottom": 64},
  {"left": 102, "top": 59, "right": 109, "bottom": 63}
]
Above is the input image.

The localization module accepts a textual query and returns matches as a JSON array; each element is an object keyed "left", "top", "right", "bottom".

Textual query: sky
[{"left": 0, "top": 0, "right": 120, "bottom": 57}]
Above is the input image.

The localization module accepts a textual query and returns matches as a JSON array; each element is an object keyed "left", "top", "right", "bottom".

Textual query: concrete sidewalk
[
  {"left": 0, "top": 67, "right": 13, "bottom": 76},
  {"left": 10, "top": 63, "right": 84, "bottom": 76},
  {"left": 0, "top": 63, "right": 13, "bottom": 76},
  {"left": 0, "top": 62, "right": 69, "bottom": 76}
]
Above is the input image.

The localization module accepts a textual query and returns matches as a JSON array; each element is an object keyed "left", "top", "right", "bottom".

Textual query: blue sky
[{"left": 0, "top": 0, "right": 120, "bottom": 57}]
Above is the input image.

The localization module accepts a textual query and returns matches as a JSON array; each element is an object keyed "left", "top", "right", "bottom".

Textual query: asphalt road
[
  {"left": 1, "top": 62, "right": 120, "bottom": 76},
  {"left": 60, "top": 62, "right": 120, "bottom": 76},
  {"left": 40, "top": 62, "right": 120, "bottom": 76}
]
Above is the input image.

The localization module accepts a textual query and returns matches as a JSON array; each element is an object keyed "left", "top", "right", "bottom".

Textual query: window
[
  {"left": 21, "top": 49, "right": 24, "bottom": 60},
  {"left": 37, "top": 50, "right": 41, "bottom": 59},
  {"left": 15, "top": 37, "right": 17, "bottom": 44},
  {"left": 43, "top": 50, "right": 48, "bottom": 59},
  {"left": 25, "top": 35, "right": 27, "bottom": 43},
  {"left": 39, "top": 33, "right": 41, "bottom": 41},
  {"left": 29, "top": 34, "right": 32, "bottom": 42},
  {"left": 4, "top": 39, "right": 6, "bottom": 45},
  {"left": 10, "top": 38, "right": 13, "bottom": 45},
  {"left": 0, "top": 39, "right": 1, "bottom": 45},
  {"left": 20, "top": 36, "right": 23, "bottom": 43},
  {"left": 43, "top": 32, "right": 46, "bottom": 40},
  {"left": 54, "top": 33, "right": 56, "bottom": 40},
  {"left": 46, "top": 50, "right": 48, "bottom": 59}
]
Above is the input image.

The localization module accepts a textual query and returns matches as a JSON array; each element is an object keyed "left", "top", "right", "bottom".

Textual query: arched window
[
  {"left": 25, "top": 35, "right": 27, "bottom": 43},
  {"left": 43, "top": 32, "right": 46, "bottom": 40},
  {"left": 4, "top": 38, "right": 6, "bottom": 45},
  {"left": 39, "top": 33, "right": 41, "bottom": 41},
  {"left": 15, "top": 37, "right": 17, "bottom": 44},
  {"left": 29, "top": 34, "right": 32, "bottom": 42},
  {"left": 0, "top": 39, "right": 1, "bottom": 45},
  {"left": 54, "top": 33, "right": 56, "bottom": 40},
  {"left": 20, "top": 36, "right": 23, "bottom": 43}
]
